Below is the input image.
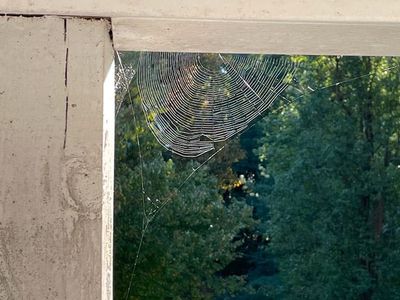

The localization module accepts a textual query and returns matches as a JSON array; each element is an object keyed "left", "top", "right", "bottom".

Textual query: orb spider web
[
  {"left": 136, "top": 52, "right": 297, "bottom": 157},
  {"left": 115, "top": 52, "right": 400, "bottom": 300},
  {"left": 115, "top": 51, "right": 298, "bottom": 299}
]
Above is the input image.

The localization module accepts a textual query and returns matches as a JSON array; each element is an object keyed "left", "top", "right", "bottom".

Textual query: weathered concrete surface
[
  {"left": 2, "top": 1, "right": 400, "bottom": 55},
  {"left": 112, "top": 18, "right": 400, "bottom": 56},
  {"left": 0, "top": 16, "right": 114, "bottom": 299},
  {"left": 1, "top": 0, "right": 400, "bottom": 22}
]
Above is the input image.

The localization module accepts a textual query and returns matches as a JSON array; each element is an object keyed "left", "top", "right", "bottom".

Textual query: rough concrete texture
[
  {"left": 1, "top": 0, "right": 400, "bottom": 22},
  {"left": 2, "top": 1, "right": 400, "bottom": 56},
  {"left": 113, "top": 17, "right": 400, "bottom": 56},
  {"left": 0, "top": 16, "right": 114, "bottom": 299}
]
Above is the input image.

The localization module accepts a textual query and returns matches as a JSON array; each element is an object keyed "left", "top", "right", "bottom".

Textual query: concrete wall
[
  {"left": 2, "top": 0, "right": 400, "bottom": 22},
  {"left": 2, "top": 1, "right": 400, "bottom": 56},
  {"left": 0, "top": 16, "right": 114, "bottom": 299},
  {"left": 112, "top": 18, "right": 400, "bottom": 56}
]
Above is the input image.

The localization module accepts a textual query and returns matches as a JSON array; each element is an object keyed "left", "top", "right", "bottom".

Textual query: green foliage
[
  {"left": 257, "top": 56, "right": 400, "bottom": 299},
  {"left": 114, "top": 75, "right": 256, "bottom": 299},
  {"left": 114, "top": 54, "right": 400, "bottom": 300}
]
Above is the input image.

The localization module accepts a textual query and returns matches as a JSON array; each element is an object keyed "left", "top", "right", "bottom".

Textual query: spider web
[
  {"left": 137, "top": 52, "right": 297, "bottom": 157},
  {"left": 115, "top": 61, "right": 136, "bottom": 116},
  {"left": 115, "top": 52, "right": 399, "bottom": 299},
  {"left": 115, "top": 51, "right": 298, "bottom": 299}
]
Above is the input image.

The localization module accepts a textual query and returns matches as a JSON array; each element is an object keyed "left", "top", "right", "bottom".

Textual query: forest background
[{"left": 114, "top": 54, "right": 400, "bottom": 300}]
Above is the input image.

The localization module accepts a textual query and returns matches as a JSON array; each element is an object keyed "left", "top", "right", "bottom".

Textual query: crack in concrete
[
  {"left": 63, "top": 19, "right": 67, "bottom": 42},
  {"left": 63, "top": 96, "right": 69, "bottom": 149},
  {"left": 63, "top": 19, "right": 69, "bottom": 149}
]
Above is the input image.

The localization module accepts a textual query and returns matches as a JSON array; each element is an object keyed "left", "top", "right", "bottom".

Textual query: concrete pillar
[{"left": 0, "top": 16, "right": 114, "bottom": 299}]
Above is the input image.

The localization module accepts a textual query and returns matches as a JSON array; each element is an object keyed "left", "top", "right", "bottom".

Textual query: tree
[
  {"left": 114, "top": 72, "right": 256, "bottom": 299},
  {"left": 257, "top": 56, "right": 400, "bottom": 299}
]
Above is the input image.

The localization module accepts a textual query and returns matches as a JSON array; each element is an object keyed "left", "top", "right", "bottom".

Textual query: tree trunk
[{"left": 359, "top": 57, "right": 375, "bottom": 300}]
